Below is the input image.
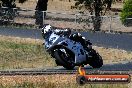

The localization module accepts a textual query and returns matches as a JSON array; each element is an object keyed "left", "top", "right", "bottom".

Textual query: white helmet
[
  {"left": 41, "top": 24, "right": 52, "bottom": 38},
  {"left": 43, "top": 24, "right": 52, "bottom": 34}
]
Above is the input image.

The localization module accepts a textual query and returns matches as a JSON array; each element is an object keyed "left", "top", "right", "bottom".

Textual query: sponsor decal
[{"left": 76, "top": 66, "right": 131, "bottom": 85}]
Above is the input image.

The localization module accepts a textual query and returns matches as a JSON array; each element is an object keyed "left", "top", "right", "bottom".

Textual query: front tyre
[
  {"left": 88, "top": 49, "right": 103, "bottom": 68},
  {"left": 54, "top": 49, "right": 75, "bottom": 70}
]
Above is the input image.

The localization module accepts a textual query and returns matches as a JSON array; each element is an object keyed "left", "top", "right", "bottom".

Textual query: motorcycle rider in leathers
[{"left": 41, "top": 24, "right": 92, "bottom": 51}]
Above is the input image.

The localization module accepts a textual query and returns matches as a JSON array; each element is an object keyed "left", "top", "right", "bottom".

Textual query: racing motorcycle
[{"left": 41, "top": 24, "right": 103, "bottom": 70}]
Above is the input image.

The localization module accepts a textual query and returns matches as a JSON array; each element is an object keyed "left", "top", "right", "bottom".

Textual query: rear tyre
[
  {"left": 54, "top": 49, "right": 75, "bottom": 70},
  {"left": 88, "top": 49, "right": 103, "bottom": 68}
]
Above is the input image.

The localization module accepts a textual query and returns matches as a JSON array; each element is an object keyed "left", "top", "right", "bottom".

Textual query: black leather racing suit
[{"left": 69, "top": 33, "right": 92, "bottom": 50}]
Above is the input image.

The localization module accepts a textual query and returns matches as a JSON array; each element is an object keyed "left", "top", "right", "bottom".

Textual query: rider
[
  {"left": 69, "top": 32, "right": 92, "bottom": 50},
  {"left": 41, "top": 24, "right": 92, "bottom": 50},
  {"left": 41, "top": 24, "right": 71, "bottom": 38}
]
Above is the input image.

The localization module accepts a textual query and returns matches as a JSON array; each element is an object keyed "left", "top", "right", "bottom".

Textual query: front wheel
[
  {"left": 54, "top": 49, "right": 75, "bottom": 70},
  {"left": 88, "top": 49, "right": 103, "bottom": 68}
]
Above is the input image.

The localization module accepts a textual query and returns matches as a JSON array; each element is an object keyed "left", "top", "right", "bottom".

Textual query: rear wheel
[
  {"left": 88, "top": 49, "right": 103, "bottom": 68},
  {"left": 54, "top": 49, "right": 75, "bottom": 70}
]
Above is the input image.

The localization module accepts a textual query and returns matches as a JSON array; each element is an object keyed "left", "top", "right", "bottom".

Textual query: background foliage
[
  {"left": 74, "top": 0, "right": 113, "bottom": 31},
  {"left": 120, "top": 0, "right": 132, "bottom": 26}
]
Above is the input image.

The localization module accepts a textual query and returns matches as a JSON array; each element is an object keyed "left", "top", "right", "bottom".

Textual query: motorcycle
[{"left": 42, "top": 24, "right": 103, "bottom": 70}]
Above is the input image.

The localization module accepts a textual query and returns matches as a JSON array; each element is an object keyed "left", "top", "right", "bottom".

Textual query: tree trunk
[
  {"left": 93, "top": 0, "right": 102, "bottom": 31},
  {"left": 93, "top": 16, "right": 101, "bottom": 31},
  {"left": 35, "top": 0, "right": 48, "bottom": 27}
]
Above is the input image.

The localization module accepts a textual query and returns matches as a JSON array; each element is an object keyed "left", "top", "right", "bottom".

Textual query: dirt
[
  {"left": 0, "top": 75, "right": 76, "bottom": 86},
  {"left": 16, "top": 0, "right": 76, "bottom": 12},
  {"left": 14, "top": 1, "right": 132, "bottom": 33},
  {"left": 0, "top": 35, "right": 42, "bottom": 45},
  {"left": 0, "top": 74, "right": 131, "bottom": 87},
  {"left": 93, "top": 46, "right": 132, "bottom": 63},
  {"left": 16, "top": 0, "right": 123, "bottom": 12}
]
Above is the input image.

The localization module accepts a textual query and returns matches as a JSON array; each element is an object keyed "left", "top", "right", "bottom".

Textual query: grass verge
[
  {"left": 0, "top": 35, "right": 131, "bottom": 88},
  {"left": 0, "top": 75, "right": 129, "bottom": 88},
  {"left": 0, "top": 35, "right": 132, "bottom": 69},
  {"left": 0, "top": 35, "right": 56, "bottom": 70},
  {"left": 0, "top": 82, "right": 128, "bottom": 88}
]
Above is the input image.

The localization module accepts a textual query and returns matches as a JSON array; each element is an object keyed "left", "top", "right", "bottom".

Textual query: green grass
[
  {"left": 0, "top": 40, "right": 56, "bottom": 70},
  {"left": 0, "top": 82, "right": 128, "bottom": 88},
  {"left": 0, "top": 37, "right": 130, "bottom": 88}
]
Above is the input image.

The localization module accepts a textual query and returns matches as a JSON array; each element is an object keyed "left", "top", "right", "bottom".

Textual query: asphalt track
[
  {"left": 0, "top": 27, "right": 132, "bottom": 72},
  {"left": 0, "top": 27, "right": 132, "bottom": 51},
  {"left": 0, "top": 61, "right": 132, "bottom": 75}
]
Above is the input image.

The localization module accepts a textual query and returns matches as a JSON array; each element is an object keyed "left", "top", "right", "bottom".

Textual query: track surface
[
  {"left": 0, "top": 27, "right": 132, "bottom": 74},
  {"left": 0, "top": 27, "right": 132, "bottom": 51},
  {"left": 0, "top": 61, "right": 132, "bottom": 75},
  {"left": 0, "top": 70, "right": 132, "bottom": 75}
]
